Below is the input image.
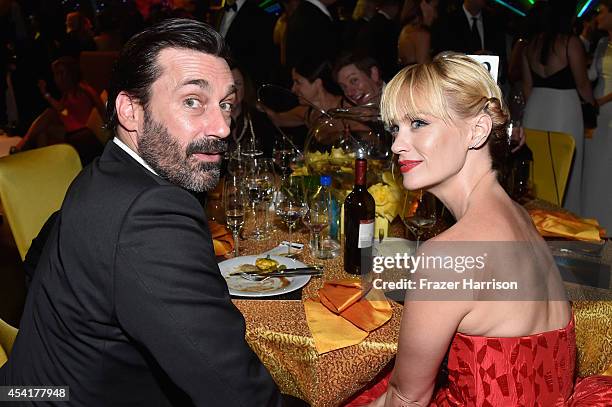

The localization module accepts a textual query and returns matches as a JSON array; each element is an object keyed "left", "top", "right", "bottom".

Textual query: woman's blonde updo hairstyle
[{"left": 381, "top": 52, "right": 509, "bottom": 151}]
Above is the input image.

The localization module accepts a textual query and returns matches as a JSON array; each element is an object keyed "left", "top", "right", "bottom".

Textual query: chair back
[
  {"left": 525, "top": 129, "right": 575, "bottom": 206},
  {"left": 0, "top": 318, "right": 18, "bottom": 367},
  {"left": 0, "top": 144, "right": 82, "bottom": 260}
]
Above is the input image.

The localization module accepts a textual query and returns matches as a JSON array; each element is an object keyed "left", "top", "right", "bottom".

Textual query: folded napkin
[
  {"left": 529, "top": 209, "right": 605, "bottom": 242},
  {"left": 304, "top": 279, "right": 392, "bottom": 354},
  {"left": 208, "top": 221, "right": 234, "bottom": 257}
]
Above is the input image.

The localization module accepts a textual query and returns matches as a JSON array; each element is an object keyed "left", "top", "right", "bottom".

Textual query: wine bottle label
[{"left": 358, "top": 220, "right": 374, "bottom": 248}]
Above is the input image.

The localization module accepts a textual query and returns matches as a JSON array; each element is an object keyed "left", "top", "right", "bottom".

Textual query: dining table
[{"left": 224, "top": 203, "right": 612, "bottom": 407}]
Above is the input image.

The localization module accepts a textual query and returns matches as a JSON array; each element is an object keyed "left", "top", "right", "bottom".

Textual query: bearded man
[{"left": 0, "top": 19, "right": 282, "bottom": 407}]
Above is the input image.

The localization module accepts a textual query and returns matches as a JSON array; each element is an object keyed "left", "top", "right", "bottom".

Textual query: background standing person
[
  {"left": 521, "top": 0, "right": 596, "bottom": 215},
  {"left": 285, "top": 0, "right": 339, "bottom": 70},
  {"left": 583, "top": 0, "right": 612, "bottom": 232},
  {"left": 397, "top": 0, "right": 439, "bottom": 66},
  {"left": 0, "top": 18, "right": 282, "bottom": 407}
]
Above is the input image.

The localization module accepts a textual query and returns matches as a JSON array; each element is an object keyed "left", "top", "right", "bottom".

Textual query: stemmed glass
[
  {"left": 275, "top": 177, "right": 307, "bottom": 258},
  {"left": 273, "top": 137, "right": 297, "bottom": 182},
  {"left": 401, "top": 190, "right": 438, "bottom": 248},
  {"left": 244, "top": 157, "right": 274, "bottom": 240},
  {"left": 260, "top": 158, "right": 278, "bottom": 233},
  {"left": 224, "top": 175, "right": 246, "bottom": 257},
  {"left": 303, "top": 192, "right": 329, "bottom": 258}
]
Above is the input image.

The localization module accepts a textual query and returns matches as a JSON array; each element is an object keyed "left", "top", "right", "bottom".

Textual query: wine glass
[
  {"left": 226, "top": 151, "right": 245, "bottom": 178},
  {"left": 273, "top": 137, "right": 296, "bottom": 181},
  {"left": 303, "top": 192, "right": 329, "bottom": 258},
  {"left": 224, "top": 175, "right": 246, "bottom": 257},
  {"left": 276, "top": 200, "right": 307, "bottom": 258},
  {"left": 275, "top": 177, "right": 307, "bottom": 257},
  {"left": 259, "top": 158, "right": 278, "bottom": 233},
  {"left": 401, "top": 190, "right": 438, "bottom": 248},
  {"left": 244, "top": 157, "right": 274, "bottom": 240}
]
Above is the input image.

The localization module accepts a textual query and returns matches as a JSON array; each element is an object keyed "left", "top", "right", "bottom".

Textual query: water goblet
[{"left": 224, "top": 175, "right": 246, "bottom": 257}]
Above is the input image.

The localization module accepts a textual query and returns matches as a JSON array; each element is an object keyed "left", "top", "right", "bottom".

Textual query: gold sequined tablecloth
[{"left": 232, "top": 227, "right": 402, "bottom": 407}]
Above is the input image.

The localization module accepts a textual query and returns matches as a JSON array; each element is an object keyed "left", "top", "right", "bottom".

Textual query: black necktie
[
  {"left": 471, "top": 17, "right": 482, "bottom": 51},
  {"left": 224, "top": 2, "right": 237, "bottom": 12}
]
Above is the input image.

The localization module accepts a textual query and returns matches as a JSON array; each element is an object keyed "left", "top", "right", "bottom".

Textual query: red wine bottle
[{"left": 343, "top": 158, "right": 376, "bottom": 275}]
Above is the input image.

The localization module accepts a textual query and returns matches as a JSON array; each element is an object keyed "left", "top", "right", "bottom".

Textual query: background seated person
[
  {"left": 260, "top": 58, "right": 348, "bottom": 129},
  {"left": 358, "top": 53, "right": 612, "bottom": 406},
  {"left": 333, "top": 53, "right": 384, "bottom": 107},
  {"left": 12, "top": 57, "right": 105, "bottom": 153}
]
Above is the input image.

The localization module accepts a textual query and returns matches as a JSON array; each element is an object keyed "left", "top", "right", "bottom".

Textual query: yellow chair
[
  {"left": 0, "top": 144, "right": 82, "bottom": 260},
  {"left": 525, "top": 129, "right": 575, "bottom": 206},
  {"left": 0, "top": 318, "right": 18, "bottom": 367}
]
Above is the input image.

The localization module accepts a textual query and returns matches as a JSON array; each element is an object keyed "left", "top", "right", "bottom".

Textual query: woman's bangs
[{"left": 381, "top": 65, "right": 450, "bottom": 126}]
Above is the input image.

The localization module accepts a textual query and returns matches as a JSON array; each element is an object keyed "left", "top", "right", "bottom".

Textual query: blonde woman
[{"left": 347, "top": 53, "right": 612, "bottom": 406}]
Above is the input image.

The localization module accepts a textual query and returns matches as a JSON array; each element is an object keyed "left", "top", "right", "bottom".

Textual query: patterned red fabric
[{"left": 345, "top": 317, "right": 612, "bottom": 406}]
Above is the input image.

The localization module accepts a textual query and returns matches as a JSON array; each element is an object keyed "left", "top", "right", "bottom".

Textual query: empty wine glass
[
  {"left": 275, "top": 176, "right": 307, "bottom": 257},
  {"left": 303, "top": 192, "right": 329, "bottom": 258},
  {"left": 244, "top": 157, "right": 274, "bottom": 240},
  {"left": 259, "top": 158, "right": 278, "bottom": 233},
  {"left": 401, "top": 190, "right": 438, "bottom": 248},
  {"left": 226, "top": 151, "right": 245, "bottom": 178},
  {"left": 224, "top": 175, "right": 246, "bottom": 257}
]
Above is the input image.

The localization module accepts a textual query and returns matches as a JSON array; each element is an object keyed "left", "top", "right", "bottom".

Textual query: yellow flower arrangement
[{"left": 368, "top": 172, "right": 403, "bottom": 222}]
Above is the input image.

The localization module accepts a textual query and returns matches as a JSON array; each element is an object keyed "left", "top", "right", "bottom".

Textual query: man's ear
[
  {"left": 369, "top": 66, "right": 381, "bottom": 83},
  {"left": 115, "top": 92, "right": 142, "bottom": 133},
  {"left": 468, "top": 113, "right": 492, "bottom": 150}
]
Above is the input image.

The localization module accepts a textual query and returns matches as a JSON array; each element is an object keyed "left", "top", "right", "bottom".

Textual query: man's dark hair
[
  {"left": 106, "top": 18, "right": 230, "bottom": 132},
  {"left": 332, "top": 52, "right": 380, "bottom": 82}
]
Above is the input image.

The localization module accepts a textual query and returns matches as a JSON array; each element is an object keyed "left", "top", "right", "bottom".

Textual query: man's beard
[{"left": 138, "top": 109, "right": 227, "bottom": 192}]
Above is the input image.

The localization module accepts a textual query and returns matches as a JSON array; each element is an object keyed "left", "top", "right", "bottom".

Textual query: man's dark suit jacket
[
  {"left": 223, "top": 1, "right": 278, "bottom": 85},
  {"left": 355, "top": 12, "right": 400, "bottom": 81},
  {"left": 0, "top": 141, "right": 282, "bottom": 406},
  {"left": 431, "top": 7, "right": 507, "bottom": 79},
  {"left": 285, "top": 1, "right": 339, "bottom": 69}
]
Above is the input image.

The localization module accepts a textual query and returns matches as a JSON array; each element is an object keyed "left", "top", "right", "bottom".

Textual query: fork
[{"left": 239, "top": 270, "right": 323, "bottom": 282}]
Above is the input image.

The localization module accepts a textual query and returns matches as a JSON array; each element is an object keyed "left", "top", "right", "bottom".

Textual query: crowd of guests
[
  {"left": 1, "top": 0, "right": 612, "bottom": 405},
  {"left": 2, "top": 0, "right": 611, "bottom": 228}
]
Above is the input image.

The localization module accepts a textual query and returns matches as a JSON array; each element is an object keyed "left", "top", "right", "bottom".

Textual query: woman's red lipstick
[{"left": 399, "top": 160, "right": 422, "bottom": 173}]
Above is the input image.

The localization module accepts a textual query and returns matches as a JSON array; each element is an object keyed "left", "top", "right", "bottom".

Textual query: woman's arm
[
  {"left": 597, "top": 92, "right": 612, "bottom": 107},
  {"left": 568, "top": 35, "right": 596, "bottom": 105},
  {"left": 381, "top": 299, "right": 469, "bottom": 406},
  {"left": 259, "top": 104, "right": 308, "bottom": 128},
  {"left": 508, "top": 38, "right": 526, "bottom": 84},
  {"left": 520, "top": 46, "right": 533, "bottom": 101},
  {"left": 38, "top": 80, "right": 64, "bottom": 112},
  {"left": 587, "top": 37, "right": 608, "bottom": 82}
]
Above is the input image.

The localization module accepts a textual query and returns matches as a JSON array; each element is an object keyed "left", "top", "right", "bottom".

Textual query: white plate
[{"left": 219, "top": 255, "right": 311, "bottom": 297}]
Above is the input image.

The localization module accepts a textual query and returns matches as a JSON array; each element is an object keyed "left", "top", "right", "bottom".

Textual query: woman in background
[
  {"left": 260, "top": 59, "right": 348, "bottom": 129},
  {"left": 396, "top": 0, "right": 438, "bottom": 66},
  {"left": 521, "top": 1, "right": 596, "bottom": 215},
  {"left": 12, "top": 56, "right": 104, "bottom": 153},
  {"left": 583, "top": 0, "right": 612, "bottom": 232}
]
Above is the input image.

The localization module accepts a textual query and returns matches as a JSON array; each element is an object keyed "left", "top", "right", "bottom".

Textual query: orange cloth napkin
[
  {"left": 529, "top": 209, "right": 606, "bottom": 242},
  {"left": 208, "top": 221, "right": 234, "bottom": 256},
  {"left": 304, "top": 279, "right": 392, "bottom": 354}
]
